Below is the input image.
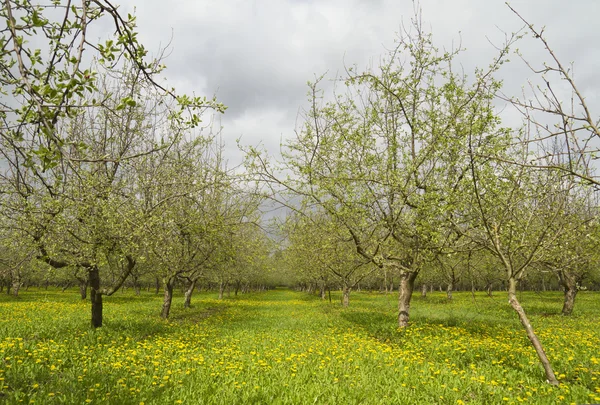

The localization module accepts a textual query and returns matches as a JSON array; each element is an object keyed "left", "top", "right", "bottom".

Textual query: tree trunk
[
  {"left": 562, "top": 286, "right": 577, "bottom": 316},
  {"left": 78, "top": 278, "right": 88, "bottom": 300},
  {"left": 11, "top": 273, "right": 20, "bottom": 297},
  {"left": 383, "top": 269, "right": 388, "bottom": 294},
  {"left": 541, "top": 277, "right": 547, "bottom": 292},
  {"left": 320, "top": 282, "right": 326, "bottom": 300},
  {"left": 132, "top": 276, "right": 140, "bottom": 296},
  {"left": 508, "top": 278, "right": 558, "bottom": 385},
  {"left": 161, "top": 278, "right": 174, "bottom": 319},
  {"left": 155, "top": 277, "right": 160, "bottom": 295},
  {"left": 218, "top": 281, "right": 226, "bottom": 300},
  {"left": 89, "top": 266, "right": 103, "bottom": 328},
  {"left": 183, "top": 279, "right": 197, "bottom": 308},
  {"left": 421, "top": 284, "right": 427, "bottom": 298},
  {"left": 447, "top": 281, "right": 453, "bottom": 300},
  {"left": 558, "top": 271, "right": 578, "bottom": 316},
  {"left": 341, "top": 284, "right": 350, "bottom": 307},
  {"left": 398, "top": 272, "right": 418, "bottom": 328}
]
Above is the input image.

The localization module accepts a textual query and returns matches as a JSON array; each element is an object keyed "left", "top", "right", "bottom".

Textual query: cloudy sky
[{"left": 118, "top": 0, "right": 600, "bottom": 166}]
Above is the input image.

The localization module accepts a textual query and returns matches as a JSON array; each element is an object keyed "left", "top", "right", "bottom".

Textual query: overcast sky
[{"left": 118, "top": 0, "right": 600, "bottom": 167}]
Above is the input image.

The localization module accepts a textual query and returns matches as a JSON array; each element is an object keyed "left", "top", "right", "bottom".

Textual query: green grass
[{"left": 0, "top": 288, "right": 598, "bottom": 404}]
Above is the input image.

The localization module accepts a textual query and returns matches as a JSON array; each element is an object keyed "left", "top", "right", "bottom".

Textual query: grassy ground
[{"left": 0, "top": 288, "right": 598, "bottom": 404}]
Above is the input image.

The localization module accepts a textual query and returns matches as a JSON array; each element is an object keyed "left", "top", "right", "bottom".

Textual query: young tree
[
  {"left": 464, "top": 133, "right": 577, "bottom": 385},
  {"left": 284, "top": 210, "right": 374, "bottom": 306},
  {"left": 538, "top": 190, "right": 599, "bottom": 315},
  {"left": 246, "top": 14, "right": 508, "bottom": 327},
  {"left": 1, "top": 2, "right": 226, "bottom": 327},
  {"left": 1, "top": 0, "right": 224, "bottom": 172}
]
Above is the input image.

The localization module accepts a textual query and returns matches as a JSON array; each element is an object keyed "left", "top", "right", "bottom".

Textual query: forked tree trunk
[
  {"left": 398, "top": 272, "right": 418, "bottom": 328},
  {"left": 161, "top": 278, "right": 174, "bottom": 319},
  {"left": 184, "top": 279, "right": 197, "bottom": 308},
  {"left": 89, "top": 266, "right": 103, "bottom": 328},
  {"left": 508, "top": 278, "right": 558, "bottom": 385}
]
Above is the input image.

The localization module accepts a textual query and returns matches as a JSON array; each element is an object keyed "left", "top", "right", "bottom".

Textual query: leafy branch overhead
[{"left": 0, "top": 0, "right": 226, "bottom": 171}]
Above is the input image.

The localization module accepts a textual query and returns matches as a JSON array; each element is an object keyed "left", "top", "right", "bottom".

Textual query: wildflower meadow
[{"left": 0, "top": 288, "right": 598, "bottom": 404}]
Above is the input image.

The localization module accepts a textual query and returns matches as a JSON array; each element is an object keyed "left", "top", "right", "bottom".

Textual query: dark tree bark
[
  {"left": 88, "top": 256, "right": 135, "bottom": 328},
  {"left": 89, "top": 266, "right": 103, "bottom": 328}
]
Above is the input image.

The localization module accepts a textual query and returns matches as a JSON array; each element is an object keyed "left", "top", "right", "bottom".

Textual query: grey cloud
[{"left": 121, "top": 0, "right": 599, "bottom": 162}]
